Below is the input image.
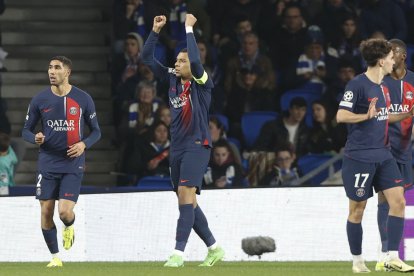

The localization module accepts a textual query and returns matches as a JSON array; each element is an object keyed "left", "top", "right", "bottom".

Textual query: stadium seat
[
  {"left": 211, "top": 114, "right": 229, "bottom": 132},
  {"left": 407, "top": 44, "right": 414, "bottom": 70},
  {"left": 280, "top": 89, "right": 321, "bottom": 127},
  {"left": 241, "top": 111, "right": 278, "bottom": 149},
  {"left": 227, "top": 137, "right": 241, "bottom": 152},
  {"left": 137, "top": 176, "right": 173, "bottom": 191},
  {"left": 299, "top": 82, "right": 324, "bottom": 94},
  {"left": 297, "top": 154, "right": 342, "bottom": 186}
]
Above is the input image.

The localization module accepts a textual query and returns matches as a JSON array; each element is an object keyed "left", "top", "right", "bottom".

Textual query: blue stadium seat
[
  {"left": 211, "top": 114, "right": 229, "bottom": 132},
  {"left": 241, "top": 111, "right": 278, "bottom": 148},
  {"left": 137, "top": 176, "right": 173, "bottom": 191},
  {"left": 297, "top": 154, "right": 342, "bottom": 186},
  {"left": 227, "top": 137, "right": 241, "bottom": 152},
  {"left": 280, "top": 89, "right": 321, "bottom": 127},
  {"left": 407, "top": 44, "right": 414, "bottom": 70},
  {"left": 299, "top": 82, "right": 324, "bottom": 94}
]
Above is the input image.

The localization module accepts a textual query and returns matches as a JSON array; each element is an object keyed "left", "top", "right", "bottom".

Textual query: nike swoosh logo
[
  {"left": 180, "top": 179, "right": 189, "bottom": 183},
  {"left": 395, "top": 179, "right": 403, "bottom": 183},
  {"left": 404, "top": 183, "right": 412, "bottom": 188},
  {"left": 43, "top": 108, "right": 52, "bottom": 113}
]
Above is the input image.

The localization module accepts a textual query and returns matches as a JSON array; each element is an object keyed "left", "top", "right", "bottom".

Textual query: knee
[
  {"left": 58, "top": 208, "right": 72, "bottom": 221},
  {"left": 389, "top": 197, "right": 406, "bottom": 213},
  {"left": 41, "top": 207, "right": 54, "bottom": 220},
  {"left": 349, "top": 206, "right": 366, "bottom": 221}
]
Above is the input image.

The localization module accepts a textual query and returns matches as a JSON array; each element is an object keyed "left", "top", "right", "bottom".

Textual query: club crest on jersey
[
  {"left": 69, "top": 107, "right": 78, "bottom": 115},
  {"left": 356, "top": 188, "right": 365, "bottom": 197},
  {"left": 406, "top": 91, "right": 413, "bottom": 100}
]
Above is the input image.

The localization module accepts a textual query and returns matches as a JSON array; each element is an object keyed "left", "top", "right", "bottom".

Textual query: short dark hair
[
  {"left": 50, "top": 56, "right": 72, "bottom": 70},
  {"left": 360, "top": 39, "right": 392, "bottom": 67},
  {"left": 389, "top": 38, "right": 407, "bottom": 54},
  {"left": 290, "top": 97, "right": 307, "bottom": 108},
  {"left": 275, "top": 142, "right": 295, "bottom": 156},
  {"left": 179, "top": 48, "right": 188, "bottom": 54},
  {"left": 0, "top": 132, "right": 10, "bottom": 152}
]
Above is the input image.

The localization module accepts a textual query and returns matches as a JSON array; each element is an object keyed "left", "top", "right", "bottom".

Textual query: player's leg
[
  {"left": 375, "top": 191, "right": 389, "bottom": 271},
  {"left": 342, "top": 157, "right": 375, "bottom": 273},
  {"left": 375, "top": 159, "right": 414, "bottom": 272},
  {"left": 348, "top": 199, "right": 370, "bottom": 273},
  {"left": 58, "top": 173, "right": 82, "bottom": 250},
  {"left": 164, "top": 151, "right": 188, "bottom": 267},
  {"left": 36, "top": 171, "right": 62, "bottom": 267}
]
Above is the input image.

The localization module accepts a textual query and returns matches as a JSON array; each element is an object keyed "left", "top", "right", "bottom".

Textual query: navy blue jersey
[
  {"left": 142, "top": 31, "right": 213, "bottom": 151},
  {"left": 338, "top": 74, "right": 392, "bottom": 162},
  {"left": 22, "top": 86, "right": 101, "bottom": 173},
  {"left": 384, "top": 70, "right": 414, "bottom": 163}
]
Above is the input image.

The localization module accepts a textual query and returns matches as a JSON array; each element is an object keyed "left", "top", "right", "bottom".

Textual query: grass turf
[{"left": 0, "top": 261, "right": 404, "bottom": 276}]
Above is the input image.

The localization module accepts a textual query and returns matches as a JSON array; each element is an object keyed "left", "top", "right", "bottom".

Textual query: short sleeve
[{"left": 338, "top": 80, "right": 360, "bottom": 112}]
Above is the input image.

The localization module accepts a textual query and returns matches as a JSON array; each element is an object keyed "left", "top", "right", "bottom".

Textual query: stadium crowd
[{"left": 110, "top": 0, "right": 414, "bottom": 187}]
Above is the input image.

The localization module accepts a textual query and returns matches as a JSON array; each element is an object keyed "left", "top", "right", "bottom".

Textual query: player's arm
[
  {"left": 337, "top": 98, "right": 378, "bottom": 123},
  {"left": 141, "top": 15, "right": 169, "bottom": 81},
  {"left": 82, "top": 96, "right": 101, "bottom": 149},
  {"left": 185, "top": 14, "right": 213, "bottom": 87},
  {"left": 388, "top": 106, "right": 414, "bottom": 123},
  {"left": 336, "top": 82, "right": 376, "bottom": 123},
  {"left": 22, "top": 100, "right": 42, "bottom": 144}
]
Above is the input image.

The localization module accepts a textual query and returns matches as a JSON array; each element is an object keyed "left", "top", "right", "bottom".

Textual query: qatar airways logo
[
  {"left": 388, "top": 104, "right": 410, "bottom": 114},
  {"left": 47, "top": 120, "right": 75, "bottom": 131},
  {"left": 375, "top": 107, "right": 389, "bottom": 121},
  {"left": 170, "top": 94, "right": 189, "bottom": 109}
]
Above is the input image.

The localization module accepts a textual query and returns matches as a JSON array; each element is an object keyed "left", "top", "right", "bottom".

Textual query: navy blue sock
[
  {"left": 193, "top": 205, "right": 216, "bottom": 247},
  {"left": 175, "top": 204, "right": 195, "bottom": 252},
  {"left": 347, "top": 220, "right": 362, "bottom": 255},
  {"left": 377, "top": 202, "right": 389, "bottom": 252},
  {"left": 387, "top": 216, "right": 404, "bottom": 251},
  {"left": 42, "top": 226, "right": 59, "bottom": 254}
]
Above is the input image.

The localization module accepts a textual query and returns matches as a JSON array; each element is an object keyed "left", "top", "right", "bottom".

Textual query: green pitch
[{"left": 0, "top": 261, "right": 404, "bottom": 276}]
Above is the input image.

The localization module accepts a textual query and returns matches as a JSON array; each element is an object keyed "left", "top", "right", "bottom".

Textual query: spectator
[
  {"left": 197, "top": 39, "right": 224, "bottom": 113},
  {"left": 203, "top": 140, "right": 244, "bottom": 188},
  {"left": 271, "top": 4, "right": 308, "bottom": 90},
  {"left": 140, "top": 121, "right": 170, "bottom": 178},
  {"left": 258, "top": 143, "right": 300, "bottom": 186},
  {"left": 112, "top": 32, "right": 145, "bottom": 134},
  {"left": 323, "top": 57, "right": 357, "bottom": 106},
  {"left": 328, "top": 14, "right": 363, "bottom": 72},
  {"left": 154, "top": 104, "right": 172, "bottom": 127},
  {"left": 359, "top": 0, "right": 407, "bottom": 40},
  {"left": 316, "top": 0, "right": 356, "bottom": 44},
  {"left": 226, "top": 66, "right": 276, "bottom": 140},
  {"left": 296, "top": 26, "right": 327, "bottom": 86},
  {"left": 127, "top": 80, "right": 160, "bottom": 133},
  {"left": 254, "top": 96, "right": 309, "bottom": 157},
  {"left": 0, "top": 132, "right": 17, "bottom": 188},
  {"left": 209, "top": 116, "right": 241, "bottom": 165},
  {"left": 224, "top": 32, "right": 275, "bottom": 95},
  {"left": 307, "top": 100, "right": 346, "bottom": 154},
  {"left": 112, "top": 0, "right": 153, "bottom": 53}
]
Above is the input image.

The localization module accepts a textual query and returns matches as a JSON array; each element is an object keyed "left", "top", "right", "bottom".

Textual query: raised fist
[
  {"left": 153, "top": 15, "right": 167, "bottom": 33},
  {"left": 185, "top": 14, "right": 197, "bottom": 27}
]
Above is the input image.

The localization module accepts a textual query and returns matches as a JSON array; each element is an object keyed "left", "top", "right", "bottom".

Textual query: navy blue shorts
[
  {"left": 170, "top": 146, "right": 211, "bottom": 194},
  {"left": 35, "top": 171, "right": 83, "bottom": 202},
  {"left": 397, "top": 162, "right": 413, "bottom": 191},
  {"left": 342, "top": 156, "right": 403, "bottom": 201}
]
